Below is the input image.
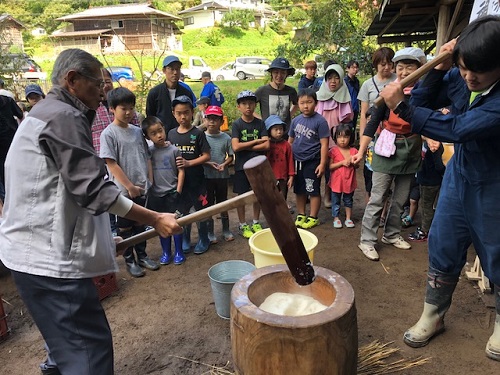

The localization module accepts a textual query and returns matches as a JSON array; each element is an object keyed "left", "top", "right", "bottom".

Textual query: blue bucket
[{"left": 208, "top": 260, "right": 256, "bottom": 319}]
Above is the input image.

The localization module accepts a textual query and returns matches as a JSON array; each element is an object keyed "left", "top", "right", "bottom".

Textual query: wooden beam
[
  {"left": 445, "top": 0, "right": 465, "bottom": 41},
  {"left": 377, "top": 33, "right": 437, "bottom": 44},
  {"left": 400, "top": 7, "right": 439, "bottom": 16},
  {"left": 436, "top": 4, "right": 450, "bottom": 51},
  {"left": 378, "top": 13, "right": 401, "bottom": 37},
  {"left": 405, "top": 13, "right": 436, "bottom": 35}
]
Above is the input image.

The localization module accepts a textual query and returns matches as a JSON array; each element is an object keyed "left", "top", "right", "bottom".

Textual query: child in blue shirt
[{"left": 288, "top": 88, "right": 330, "bottom": 229}]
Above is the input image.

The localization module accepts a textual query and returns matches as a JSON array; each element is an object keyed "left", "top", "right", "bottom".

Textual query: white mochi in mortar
[{"left": 259, "top": 292, "right": 328, "bottom": 316}]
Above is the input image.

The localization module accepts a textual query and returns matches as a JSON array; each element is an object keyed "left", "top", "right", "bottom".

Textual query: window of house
[
  {"left": 111, "top": 20, "right": 124, "bottom": 29},
  {"left": 184, "top": 17, "right": 194, "bottom": 25}
]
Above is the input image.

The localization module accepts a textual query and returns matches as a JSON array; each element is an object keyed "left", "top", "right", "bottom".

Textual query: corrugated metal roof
[
  {"left": 51, "top": 29, "right": 113, "bottom": 38},
  {"left": 57, "top": 3, "right": 180, "bottom": 21},
  {"left": 366, "top": 0, "right": 474, "bottom": 44}
]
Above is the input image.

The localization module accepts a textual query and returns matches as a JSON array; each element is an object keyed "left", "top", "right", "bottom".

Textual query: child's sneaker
[
  {"left": 239, "top": 224, "right": 253, "bottom": 239},
  {"left": 401, "top": 215, "right": 414, "bottom": 228},
  {"left": 295, "top": 214, "right": 306, "bottom": 228},
  {"left": 408, "top": 227, "right": 428, "bottom": 242},
  {"left": 251, "top": 222, "right": 263, "bottom": 233},
  {"left": 301, "top": 216, "right": 319, "bottom": 229}
]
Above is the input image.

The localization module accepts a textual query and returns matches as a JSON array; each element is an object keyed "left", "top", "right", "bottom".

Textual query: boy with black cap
[
  {"left": 255, "top": 57, "right": 299, "bottom": 132},
  {"left": 231, "top": 90, "right": 270, "bottom": 238},
  {"left": 168, "top": 95, "right": 212, "bottom": 254},
  {"left": 146, "top": 55, "right": 196, "bottom": 133}
]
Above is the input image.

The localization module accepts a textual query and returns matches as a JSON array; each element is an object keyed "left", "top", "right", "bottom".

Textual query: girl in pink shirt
[{"left": 329, "top": 124, "right": 358, "bottom": 228}]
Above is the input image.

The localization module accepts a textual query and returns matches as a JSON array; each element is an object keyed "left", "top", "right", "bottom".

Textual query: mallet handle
[
  {"left": 115, "top": 191, "right": 257, "bottom": 253},
  {"left": 373, "top": 50, "right": 452, "bottom": 108}
]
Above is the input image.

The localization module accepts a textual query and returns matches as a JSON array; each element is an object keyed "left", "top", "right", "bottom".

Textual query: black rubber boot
[
  {"left": 182, "top": 224, "right": 192, "bottom": 253},
  {"left": 221, "top": 216, "right": 234, "bottom": 241},
  {"left": 403, "top": 267, "right": 458, "bottom": 348},
  {"left": 194, "top": 220, "right": 210, "bottom": 254},
  {"left": 207, "top": 218, "right": 218, "bottom": 244}
]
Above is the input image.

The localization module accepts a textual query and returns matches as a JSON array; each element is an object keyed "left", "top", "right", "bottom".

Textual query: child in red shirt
[
  {"left": 329, "top": 124, "right": 358, "bottom": 228},
  {"left": 265, "top": 115, "right": 295, "bottom": 209}
]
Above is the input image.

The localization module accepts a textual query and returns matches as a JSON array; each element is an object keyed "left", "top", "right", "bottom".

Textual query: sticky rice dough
[{"left": 259, "top": 292, "right": 328, "bottom": 316}]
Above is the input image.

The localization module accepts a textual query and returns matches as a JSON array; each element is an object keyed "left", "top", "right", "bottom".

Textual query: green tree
[
  {"left": 221, "top": 9, "right": 255, "bottom": 30},
  {"left": 277, "top": 0, "right": 377, "bottom": 70}
]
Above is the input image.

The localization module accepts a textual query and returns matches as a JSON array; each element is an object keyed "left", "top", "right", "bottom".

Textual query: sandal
[
  {"left": 345, "top": 219, "right": 355, "bottom": 228},
  {"left": 333, "top": 219, "right": 342, "bottom": 229}
]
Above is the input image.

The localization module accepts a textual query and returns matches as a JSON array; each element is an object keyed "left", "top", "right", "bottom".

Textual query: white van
[{"left": 233, "top": 56, "right": 271, "bottom": 80}]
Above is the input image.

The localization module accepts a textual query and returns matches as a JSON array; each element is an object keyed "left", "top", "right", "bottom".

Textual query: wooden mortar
[{"left": 231, "top": 265, "right": 358, "bottom": 375}]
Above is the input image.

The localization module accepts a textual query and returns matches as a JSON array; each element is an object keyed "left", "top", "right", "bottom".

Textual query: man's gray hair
[{"left": 51, "top": 49, "right": 103, "bottom": 85}]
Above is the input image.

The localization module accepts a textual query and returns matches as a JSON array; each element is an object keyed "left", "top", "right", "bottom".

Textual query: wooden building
[
  {"left": 0, "top": 14, "right": 25, "bottom": 52},
  {"left": 52, "top": 3, "right": 181, "bottom": 54}
]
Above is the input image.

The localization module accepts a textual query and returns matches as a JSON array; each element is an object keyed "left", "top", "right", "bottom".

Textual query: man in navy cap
[
  {"left": 254, "top": 57, "right": 299, "bottom": 134},
  {"left": 146, "top": 55, "right": 196, "bottom": 133}
]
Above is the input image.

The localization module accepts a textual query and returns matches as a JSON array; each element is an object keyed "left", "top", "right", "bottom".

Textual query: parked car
[
  {"left": 212, "top": 62, "right": 238, "bottom": 81},
  {"left": 1, "top": 53, "right": 47, "bottom": 80},
  {"left": 182, "top": 56, "right": 211, "bottom": 80},
  {"left": 107, "top": 66, "right": 135, "bottom": 82},
  {"left": 233, "top": 56, "right": 271, "bottom": 80}
]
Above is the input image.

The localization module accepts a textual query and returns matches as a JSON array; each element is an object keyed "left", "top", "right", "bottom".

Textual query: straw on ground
[{"left": 170, "top": 340, "right": 431, "bottom": 374}]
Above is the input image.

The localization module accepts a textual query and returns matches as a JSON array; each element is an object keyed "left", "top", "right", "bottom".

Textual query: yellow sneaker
[
  {"left": 301, "top": 216, "right": 319, "bottom": 229},
  {"left": 239, "top": 224, "right": 253, "bottom": 239},
  {"left": 251, "top": 222, "right": 263, "bottom": 233},
  {"left": 295, "top": 214, "right": 306, "bottom": 228}
]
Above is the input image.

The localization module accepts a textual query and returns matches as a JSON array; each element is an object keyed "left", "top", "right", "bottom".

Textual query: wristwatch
[{"left": 393, "top": 100, "right": 408, "bottom": 115}]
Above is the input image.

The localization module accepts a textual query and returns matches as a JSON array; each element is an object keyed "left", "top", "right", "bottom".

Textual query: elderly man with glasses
[{"left": 0, "top": 48, "right": 182, "bottom": 375}]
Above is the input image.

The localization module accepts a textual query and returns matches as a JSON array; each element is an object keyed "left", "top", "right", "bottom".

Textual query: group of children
[
  {"left": 99, "top": 78, "right": 363, "bottom": 277},
  {"left": 101, "top": 48, "right": 453, "bottom": 277}
]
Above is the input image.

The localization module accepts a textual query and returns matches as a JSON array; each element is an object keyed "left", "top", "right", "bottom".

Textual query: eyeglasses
[{"left": 77, "top": 72, "right": 105, "bottom": 88}]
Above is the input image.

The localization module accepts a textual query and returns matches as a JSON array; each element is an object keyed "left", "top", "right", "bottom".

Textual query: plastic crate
[
  {"left": 92, "top": 273, "right": 118, "bottom": 301},
  {"left": 0, "top": 295, "right": 10, "bottom": 341}
]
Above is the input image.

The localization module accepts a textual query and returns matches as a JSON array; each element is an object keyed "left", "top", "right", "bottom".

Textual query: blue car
[{"left": 107, "top": 66, "right": 135, "bottom": 82}]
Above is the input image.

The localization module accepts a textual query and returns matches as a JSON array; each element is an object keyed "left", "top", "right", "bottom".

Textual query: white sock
[
  {"left": 252, "top": 220, "right": 259, "bottom": 224},
  {"left": 239, "top": 222, "right": 247, "bottom": 228}
]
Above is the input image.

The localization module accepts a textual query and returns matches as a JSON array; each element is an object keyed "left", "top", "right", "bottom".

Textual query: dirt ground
[{"left": 1, "top": 172, "right": 499, "bottom": 374}]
